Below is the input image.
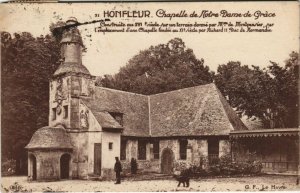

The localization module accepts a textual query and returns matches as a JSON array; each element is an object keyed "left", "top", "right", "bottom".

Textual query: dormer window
[{"left": 109, "top": 112, "right": 123, "bottom": 126}]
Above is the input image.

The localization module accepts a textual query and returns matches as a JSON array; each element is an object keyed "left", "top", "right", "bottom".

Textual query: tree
[
  {"left": 214, "top": 52, "right": 298, "bottom": 128},
  {"left": 1, "top": 31, "right": 60, "bottom": 174},
  {"left": 267, "top": 52, "right": 298, "bottom": 127},
  {"left": 97, "top": 38, "right": 214, "bottom": 95}
]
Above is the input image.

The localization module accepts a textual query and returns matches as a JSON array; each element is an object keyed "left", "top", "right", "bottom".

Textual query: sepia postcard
[{"left": 0, "top": 1, "right": 299, "bottom": 192}]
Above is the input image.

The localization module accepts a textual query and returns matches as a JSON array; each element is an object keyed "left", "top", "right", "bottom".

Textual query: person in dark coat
[
  {"left": 130, "top": 158, "right": 137, "bottom": 174},
  {"left": 114, "top": 157, "right": 122, "bottom": 184}
]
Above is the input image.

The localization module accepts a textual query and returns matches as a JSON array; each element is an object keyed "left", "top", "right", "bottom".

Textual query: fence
[
  {"left": 261, "top": 161, "right": 299, "bottom": 172},
  {"left": 208, "top": 154, "right": 219, "bottom": 164}
]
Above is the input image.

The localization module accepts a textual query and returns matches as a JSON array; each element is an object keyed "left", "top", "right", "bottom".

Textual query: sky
[{"left": 0, "top": 2, "right": 298, "bottom": 76}]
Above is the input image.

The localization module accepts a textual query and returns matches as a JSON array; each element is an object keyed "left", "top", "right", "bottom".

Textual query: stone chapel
[{"left": 26, "top": 17, "right": 299, "bottom": 181}]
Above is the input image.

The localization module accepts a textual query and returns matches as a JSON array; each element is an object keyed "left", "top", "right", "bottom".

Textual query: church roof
[
  {"left": 84, "top": 83, "right": 248, "bottom": 137},
  {"left": 81, "top": 87, "right": 149, "bottom": 136},
  {"left": 53, "top": 62, "right": 91, "bottom": 77},
  {"left": 25, "top": 126, "right": 73, "bottom": 149},
  {"left": 150, "top": 83, "right": 248, "bottom": 137},
  {"left": 93, "top": 111, "right": 123, "bottom": 130}
]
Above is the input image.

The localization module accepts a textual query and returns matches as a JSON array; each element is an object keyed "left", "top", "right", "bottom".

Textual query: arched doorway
[
  {"left": 60, "top": 154, "right": 71, "bottom": 179},
  {"left": 161, "top": 148, "right": 174, "bottom": 174},
  {"left": 29, "top": 154, "right": 37, "bottom": 180}
]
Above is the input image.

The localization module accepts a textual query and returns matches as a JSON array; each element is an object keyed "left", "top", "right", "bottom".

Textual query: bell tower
[
  {"left": 49, "top": 17, "right": 95, "bottom": 130},
  {"left": 60, "top": 17, "right": 83, "bottom": 66}
]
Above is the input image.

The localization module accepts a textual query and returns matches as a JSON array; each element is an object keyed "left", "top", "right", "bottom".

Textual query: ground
[{"left": 1, "top": 175, "right": 299, "bottom": 192}]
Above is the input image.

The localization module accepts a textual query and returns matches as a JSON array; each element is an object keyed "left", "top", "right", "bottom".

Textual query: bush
[
  {"left": 212, "top": 155, "right": 263, "bottom": 176},
  {"left": 178, "top": 155, "right": 262, "bottom": 178},
  {"left": 1, "top": 159, "right": 16, "bottom": 176}
]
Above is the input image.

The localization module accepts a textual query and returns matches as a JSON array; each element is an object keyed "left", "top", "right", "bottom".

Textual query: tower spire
[{"left": 53, "top": 17, "right": 90, "bottom": 77}]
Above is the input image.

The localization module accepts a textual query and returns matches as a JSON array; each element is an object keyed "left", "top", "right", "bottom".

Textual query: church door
[
  {"left": 60, "top": 154, "right": 70, "bottom": 179},
  {"left": 161, "top": 148, "right": 174, "bottom": 174},
  {"left": 94, "top": 143, "right": 101, "bottom": 175}
]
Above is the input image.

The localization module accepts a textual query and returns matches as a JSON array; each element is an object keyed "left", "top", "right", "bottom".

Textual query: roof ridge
[
  {"left": 95, "top": 86, "right": 147, "bottom": 97},
  {"left": 94, "top": 83, "right": 215, "bottom": 97},
  {"left": 149, "top": 83, "right": 215, "bottom": 96}
]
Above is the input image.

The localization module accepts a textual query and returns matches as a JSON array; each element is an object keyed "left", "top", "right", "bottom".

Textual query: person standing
[
  {"left": 130, "top": 158, "right": 137, "bottom": 174},
  {"left": 114, "top": 157, "right": 122, "bottom": 184}
]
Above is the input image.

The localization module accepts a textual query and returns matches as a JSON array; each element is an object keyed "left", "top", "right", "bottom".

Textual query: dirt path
[{"left": 1, "top": 175, "right": 299, "bottom": 192}]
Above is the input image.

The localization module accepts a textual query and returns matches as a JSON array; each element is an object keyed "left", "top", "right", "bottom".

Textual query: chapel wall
[
  {"left": 101, "top": 132, "right": 121, "bottom": 180},
  {"left": 69, "top": 132, "right": 89, "bottom": 179},
  {"left": 28, "top": 150, "right": 72, "bottom": 181},
  {"left": 120, "top": 138, "right": 232, "bottom": 174},
  {"left": 49, "top": 76, "right": 71, "bottom": 128}
]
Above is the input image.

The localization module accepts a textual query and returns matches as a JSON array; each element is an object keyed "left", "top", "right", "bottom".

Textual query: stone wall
[
  {"left": 121, "top": 138, "right": 231, "bottom": 174},
  {"left": 28, "top": 150, "right": 72, "bottom": 181},
  {"left": 49, "top": 74, "right": 94, "bottom": 130},
  {"left": 61, "top": 43, "right": 82, "bottom": 64},
  {"left": 102, "top": 132, "right": 121, "bottom": 179},
  {"left": 121, "top": 139, "right": 161, "bottom": 173},
  {"left": 219, "top": 140, "right": 231, "bottom": 157},
  {"left": 49, "top": 76, "right": 71, "bottom": 128},
  {"left": 69, "top": 132, "right": 89, "bottom": 179},
  {"left": 87, "top": 132, "right": 102, "bottom": 175}
]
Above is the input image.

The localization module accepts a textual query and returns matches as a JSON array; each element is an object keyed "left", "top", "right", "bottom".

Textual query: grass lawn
[{"left": 1, "top": 175, "right": 299, "bottom": 192}]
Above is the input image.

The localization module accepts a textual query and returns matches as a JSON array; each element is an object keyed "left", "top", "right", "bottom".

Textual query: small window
[
  {"left": 179, "top": 139, "right": 188, "bottom": 160},
  {"left": 109, "top": 112, "right": 123, "bottom": 126},
  {"left": 52, "top": 108, "right": 56, "bottom": 120},
  {"left": 120, "top": 140, "right": 127, "bottom": 160},
  {"left": 138, "top": 140, "right": 147, "bottom": 160},
  {"left": 152, "top": 140, "right": 159, "bottom": 159},
  {"left": 81, "top": 78, "right": 88, "bottom": 95},
  {"left": 63, "top": 105, "right": 68, "bottom": 118},
  {"left": 109, "top": 142, "right": 113, "bottom": 150}
]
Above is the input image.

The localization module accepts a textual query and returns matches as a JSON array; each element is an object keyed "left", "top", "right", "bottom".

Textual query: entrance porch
[{"left": 230, "top": 128, "right": 300, "bottom": 174}]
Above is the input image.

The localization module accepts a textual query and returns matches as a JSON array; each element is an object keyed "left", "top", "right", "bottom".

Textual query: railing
[
  {"left": 208, "top": 154, "right": 219, "bottom": 164},
  {"left": 261, "top": 161, "right": 299, "bottom": 172}
]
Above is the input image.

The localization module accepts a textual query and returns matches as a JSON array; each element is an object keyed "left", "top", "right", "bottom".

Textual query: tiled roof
[
  {"left": 93, "top": 111, "right": 123, "bottom": 130},
  {"left": 81, "top": 87, "right": 149, "bottom": 136},
  {"left": 53, "top": 62, "right": 91, "bottom": 77},
  {"left": 84, "top": 83, "right": 247, "bottom": 137},
  {"left": 25, "top": 126, "right": 73, "bottom": 149},
  {"left": 150, "top": 83, "right": 248, "bottom": 137},
  {"left": 230, "top": 128, "right": 300, "bottom": 138}
]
